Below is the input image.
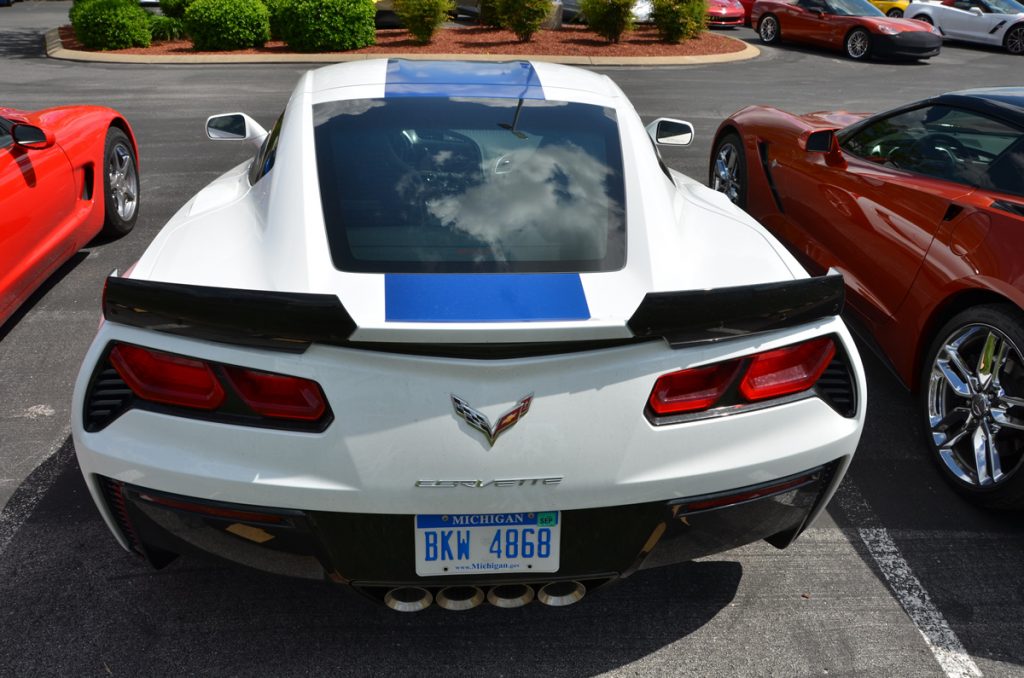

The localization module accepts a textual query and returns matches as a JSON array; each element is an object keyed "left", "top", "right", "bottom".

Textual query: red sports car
[
  {"left": 0, "top": 106, "right": 139, "bottom": 327},
  {"left": 752, "top": 0, "right": 942, "bottom": 59},
  {"left": 710, "top": 88, "right": 1024, "bottom": 508},
  {"left": 708, "top": 0, "right": 746, "bottom": 26}
]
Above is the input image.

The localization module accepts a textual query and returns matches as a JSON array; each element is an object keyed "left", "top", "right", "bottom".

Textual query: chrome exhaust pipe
[
  {"left": 435, "top": 586, "right": 485, "bottom": 611},
  {"left": 537, "top": 581, "right": 586, "bottom": 607},
  {"left": 384, "top": 586, "right": 433, "bottom": 612},
  {"left": 487, "top": 584, "right": 535, "bottom": 608}
]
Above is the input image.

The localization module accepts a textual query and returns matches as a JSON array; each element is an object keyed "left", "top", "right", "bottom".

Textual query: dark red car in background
[
  {"left": 752, "top": 0, "right": 942, "bottom": 59},
  {"left": 710, "top": 89, "right": 1024, "bottom": 509},
  {"left": 0, "top": 106, "right": 139, "bottom": 328}
]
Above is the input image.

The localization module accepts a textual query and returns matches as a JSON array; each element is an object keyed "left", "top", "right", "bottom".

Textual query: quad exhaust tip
[
  {"left": 537, "top": 581, "right": 586, "bottom": 607},
  {"left": 435, "top": 586, "right": 485, "bottom": 611},
  {"left": 487, "top": 584, "right": 535, "bottom": 608},
  {"left": 384, "top": 586, "right": 433, "bottom": 612}
]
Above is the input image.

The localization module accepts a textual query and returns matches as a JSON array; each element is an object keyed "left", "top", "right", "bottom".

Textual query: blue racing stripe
[
  {"left": 384, "top": 59, "right": 545, "bottom": 99},
  {"left": 385, "top": 274, "right": 590, "bottom": 322}
]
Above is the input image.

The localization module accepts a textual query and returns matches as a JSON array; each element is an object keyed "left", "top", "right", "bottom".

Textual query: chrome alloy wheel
[
  {"left": 846, "top": 30, "right": 870, "bottom": 59},
  {"left": 712, "top": 142, "right": 742, "bottom": 204},
  {"left": 927, "top": 324, "right": 1024, "bottom": 488},
  {"left": 107, "top": 142, "right": 139, "bottom": 222},
  {"left": 759, "top": 16, "right": 778, "bottom": 42},
  {"left": 1006, "top": 25, "right": 1024, "bottom": 55}
]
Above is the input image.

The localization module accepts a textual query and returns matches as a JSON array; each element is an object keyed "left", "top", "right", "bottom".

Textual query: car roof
[
  {"left": 934, "top": 88, "right": 1024, "bottom": 125},
  {"left": 308, "top": 59, "right": 621, "bottom": 106}
]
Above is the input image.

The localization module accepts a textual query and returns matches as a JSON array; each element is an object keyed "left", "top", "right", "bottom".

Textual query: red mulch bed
[{"left": 59, "top": 24, "right": 746, "bottom": 57}]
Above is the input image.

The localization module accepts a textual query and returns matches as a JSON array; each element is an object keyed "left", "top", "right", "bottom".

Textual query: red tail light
[
  {"left": 110, "top": 344, "right": 225, "bottom": 410},
  {"left": 648, "top": 361, "right": 742, "bottom": 415},
  {"left": 739, "top": 337, "right": 835, "bottom": 401},
  {"left": 647, "top": 337, "right": 837, "bottom": 417},
  {"left": 223, "top": 366, "right": 327, "bottom": 421}
]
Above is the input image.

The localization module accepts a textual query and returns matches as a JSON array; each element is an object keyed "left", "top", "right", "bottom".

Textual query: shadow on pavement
[
  {"left": 0, "top": 28, "right": 46, "bottom": 59},
  {"left": 0, "top": 447, "right": 741, "bottom": 676}
]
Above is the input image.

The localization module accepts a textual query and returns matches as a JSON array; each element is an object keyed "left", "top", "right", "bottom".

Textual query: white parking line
[
  {"left": 833, "top": 481, "right": 983, "bottom": 678},
  {"left": 0, "top": 425, "right": 71, "bottom": 557}
]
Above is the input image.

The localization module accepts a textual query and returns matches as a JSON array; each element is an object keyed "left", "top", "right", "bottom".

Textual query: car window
[
  {"left": 824, "top": 0, "right": 884, "bottom": 16},
  {"left": 0, "top": 118, "right": 11, "bottom": 150},
  {"left": 248, "top": 112, "right": 283, "bottom": 185},
  {"left": 312, "top": 97, "right": 626, "bottom": 274},
  {"left": 840, "top": 105, "right": 1023, "bottom": 188}
]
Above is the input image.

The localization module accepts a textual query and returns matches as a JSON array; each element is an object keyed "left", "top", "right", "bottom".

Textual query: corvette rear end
[{"left": 71, "top": 60, "right": 866, "bottom": 610}]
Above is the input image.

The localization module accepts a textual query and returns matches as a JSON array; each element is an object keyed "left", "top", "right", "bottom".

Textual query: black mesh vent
[
  {"left": 816, "top": 351, "right": 857, "bottom": 418},
  {"left": 99, "top": 476, "right": 143, "bottom": 556},
  {"left": 84, "top": 361, "right": 134, "bottom": 432}
]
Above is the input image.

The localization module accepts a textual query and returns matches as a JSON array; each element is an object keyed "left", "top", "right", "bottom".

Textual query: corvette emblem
[{"left": 451, "top": 393, "right": 533, "bottom": 447}]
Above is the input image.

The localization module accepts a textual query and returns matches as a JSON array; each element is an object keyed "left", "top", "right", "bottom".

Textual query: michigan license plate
[{"left": 414, "top": 511, "right": 561, "bottom": 576}]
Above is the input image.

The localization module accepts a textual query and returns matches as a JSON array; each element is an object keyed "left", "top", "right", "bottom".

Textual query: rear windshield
[{"left": 313, "top": 97, "right": 626, "bottom": 273}]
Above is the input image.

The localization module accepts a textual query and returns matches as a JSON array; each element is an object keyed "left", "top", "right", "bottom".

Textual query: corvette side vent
[
  {"left": 99, "top": 476, "right": 143, "bottom": 556},
  {"left": 816, "top": 351, "right": 857, "bottom": 418},
  {"left": 84, "top": 362, "right": 134, "bottom": 432}
]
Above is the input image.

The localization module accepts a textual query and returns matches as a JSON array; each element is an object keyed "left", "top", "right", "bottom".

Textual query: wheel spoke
[
  {"left": 937, "top": 346, "right": 974, "bottom": 397},
  {"left": 991, "top": 406, "right": 1024, "bottom": 432},
  {"left": 998, "top": 394, "right": 1024, "bottom": 408}
]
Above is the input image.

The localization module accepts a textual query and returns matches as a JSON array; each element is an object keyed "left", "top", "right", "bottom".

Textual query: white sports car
[
  {"left": 906, "top": 0, "right": 1024, "bottom": 53},
  {"left": 71, "top": 60, "right": 865, "bottom": 612}
]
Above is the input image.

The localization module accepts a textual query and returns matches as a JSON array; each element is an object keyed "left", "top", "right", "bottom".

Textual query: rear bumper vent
[
  {"left": 84, "top": 362, "right": 134, "bottom": 432},
  {"left": 99, "top": 476, "right": 143, "bottom": 556},
  {"left": 817, "top": 350, "right": 857, "bottom": 418}
]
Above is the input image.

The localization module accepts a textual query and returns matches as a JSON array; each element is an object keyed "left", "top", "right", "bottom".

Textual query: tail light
[
  {"left": 223, "top": 366, "right": 326, "bottom": 421},
  {"left": 648, "top": 337, "right": 837, "bottom": 417},
  {"left": 110, "top": 344, "right": 225, "bottom": 410},
  {"left": 106, "top": 342, "right": 329, "bottom": 426}
]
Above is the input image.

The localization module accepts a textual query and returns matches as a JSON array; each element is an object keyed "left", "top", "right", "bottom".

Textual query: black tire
[
  {"left": 101, "top": 126, "right": 139, "bottom": 238},
  {"left": 758, "top": 14, "right": 780, "bottom": 44},
  {"left": 1004, "top": 23, "right": 1024, "bottom": 55},
  {"left": 886, "top": 7, "right": 903, "bottom": 17},
  {"left": 708, "top": 132, "right": 748, "bottom": 210},
  {"left": 844, "top": 27, "right": 871, "bottom": 60},
  {"left": 920, "top": 304, "right": 1024, "bottom": 510},
  {"left": 913, "top": 13, "right": 933, "bottom": 24}
]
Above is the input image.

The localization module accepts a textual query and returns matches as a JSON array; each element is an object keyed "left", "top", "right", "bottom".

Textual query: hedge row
[{"left": 70, "top": 0, "right": 707, "bottom": 51}]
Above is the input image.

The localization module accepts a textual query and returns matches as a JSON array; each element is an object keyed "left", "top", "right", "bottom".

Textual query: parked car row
[
  {"left": 5, "top": 59, "right": 1022, "bottom": 613},
  {"left": 751, "top": 0, "right": 1024, "bottom": 58}
]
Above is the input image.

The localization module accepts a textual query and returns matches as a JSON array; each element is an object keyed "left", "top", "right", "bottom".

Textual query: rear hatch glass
[{"left": 313, "top": 97, "right": 626, "bottom": 273}]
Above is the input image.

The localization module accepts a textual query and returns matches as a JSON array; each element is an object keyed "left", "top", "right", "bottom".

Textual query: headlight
[{"left": 877, "top": 23, "right": 899, "bottom": 35}]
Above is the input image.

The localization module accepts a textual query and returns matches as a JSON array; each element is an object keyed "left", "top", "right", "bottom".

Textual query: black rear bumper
[{"left": 99, "top": 460, "right": 842, "bottom": 602}]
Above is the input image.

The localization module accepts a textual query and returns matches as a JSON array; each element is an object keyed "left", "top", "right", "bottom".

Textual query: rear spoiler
[{"left": 102, "top": 273, "right": 843, "bottom": 355}]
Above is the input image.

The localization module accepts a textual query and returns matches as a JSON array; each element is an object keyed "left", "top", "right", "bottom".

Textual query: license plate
[{"left": 414, "top": 511, "right": 561, "bottom": 576}]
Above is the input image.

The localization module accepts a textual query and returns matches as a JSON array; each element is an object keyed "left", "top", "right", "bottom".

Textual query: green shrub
[
  {"left": 581, "top": 0, "right": 633, "bottom": 42},
  {"left": 183, "top": 0, "right": 270, "bottom": 50},
  {"left": 477, "top": 0, "right": 504, "bottom": 27},
  {"left": 650, "top": 0, "right": 705, "bottom": 42},
  {"left": 158, "top": 0, "right": 195, "bottom": 19},
  {"left": 72, "top": 0, "right": 152, "bottom": 50},
  {"left": 394, "top": 0, "right": 453, "bottom": 43},
  {"left": 495, "top": 0, "right": 551, "bottom": 41},
  {"left": 148, "top": 12, "right": 186, "bottom": 40},
  {"left": 281, "top": 0, "right": 376, "bottom": 51},
  {"left": 261, "top": 0, "right": 287, "bottom": 40}
]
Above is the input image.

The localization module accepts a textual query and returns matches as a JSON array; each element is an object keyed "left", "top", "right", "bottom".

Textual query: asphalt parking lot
[{"left": 2, "top": 3, "right": 1023, "bottom": 675}]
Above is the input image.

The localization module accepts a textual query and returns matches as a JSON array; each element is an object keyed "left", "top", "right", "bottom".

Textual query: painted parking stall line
[{"left": 834, "top": 481, "right": 983, "bottom": 678}]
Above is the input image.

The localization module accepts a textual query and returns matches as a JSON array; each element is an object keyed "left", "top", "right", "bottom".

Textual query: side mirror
[
  {"left": 645, "top": 118, "right": 695, "bottom": 147},
  {"left": 11, "top": 123, "right": 55, "bottom": 150},
  {"left": 804, "top": 129, "right": 836, "bottom": 153},
  {"left": 969, "top": 6, "right": 983, "bottom": 15},
  {"left": 205, "top": 112, "right": 268, "bottom": 146}
]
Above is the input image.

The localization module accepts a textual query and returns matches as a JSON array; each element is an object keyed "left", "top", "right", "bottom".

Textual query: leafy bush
[
  {"left": 477, "top": 0, "right": 504, "bottom": 27},
  {"left": 495, "top": 0, "right": 551, "bottom": 41},
  {"left": 580, "top": 0, "right": 633, "bottom": 42},
  {"left": 394, "top": 0, "right": 454, "bottom": 43},
  {"left": 281, "top": 0, "right": 376, "bottom": 51},
  {"left": 183, "top": 0, "right": 270, "bottom": 50},
  {"left": 650, "top": 0, "right": 705, "bottom": 42},
  {"left": 71, "top": 0, "right": 152, "bottom": 50},
  {"left": 148, "top": 12, "right": 186, "bottom": 40},
  {"left": 261, "top": 0, "right": 287, "bottom": 40},
  {"left": 158, "top": 0, "right": 195, "bottom": 19}
]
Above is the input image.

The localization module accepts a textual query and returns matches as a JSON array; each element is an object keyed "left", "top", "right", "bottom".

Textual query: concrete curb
[{"left": 44, "top": 27, "right": 760, "bottom": 66}]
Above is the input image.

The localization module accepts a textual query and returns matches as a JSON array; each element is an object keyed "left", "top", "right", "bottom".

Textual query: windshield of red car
[{"left": 826, "top": 0, "right": 884, "bottom": 16}]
